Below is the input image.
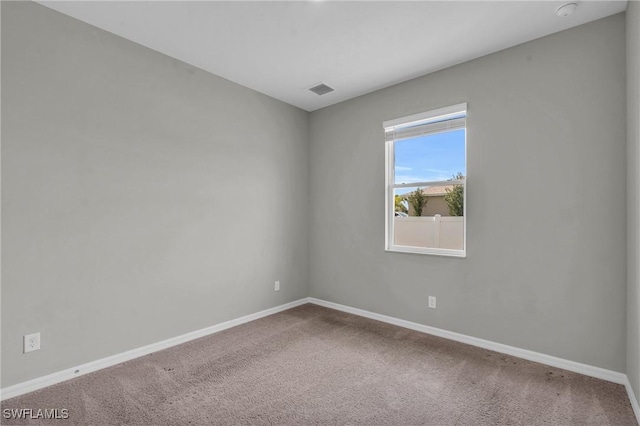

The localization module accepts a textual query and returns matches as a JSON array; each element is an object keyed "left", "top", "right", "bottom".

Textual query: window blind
[{"left": 384, "top": 103, "right": 467, "bottom": 143}]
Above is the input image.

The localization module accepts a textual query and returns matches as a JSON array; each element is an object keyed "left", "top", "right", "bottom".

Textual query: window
[{"left": 384, "top": 103, "right": 467, "bottom": 257}]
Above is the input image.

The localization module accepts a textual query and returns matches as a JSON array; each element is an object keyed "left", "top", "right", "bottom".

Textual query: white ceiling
[{"left": 38, "top": 1, "right": 627, "bottom": 112}]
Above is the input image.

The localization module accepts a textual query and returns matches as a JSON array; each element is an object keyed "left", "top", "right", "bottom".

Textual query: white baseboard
[
  {"left": 3, "top": 296, "right": 639, "bottom": 425},
  {"left": 307, "top": 297, "right": 640, "bottom": 423},
  {"left": 625, "top": 377, "right": 640, "bottom": 423},
  {"left": 307, "top": 298, "right": 626, "bottom": 383},
  {"left": 0, "top": 298, "right": 309, "bottom": 401}
]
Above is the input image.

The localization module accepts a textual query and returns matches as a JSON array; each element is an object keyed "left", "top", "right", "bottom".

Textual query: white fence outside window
[{"left": 393, "top": 215, "right": 464, "bottom": 250}]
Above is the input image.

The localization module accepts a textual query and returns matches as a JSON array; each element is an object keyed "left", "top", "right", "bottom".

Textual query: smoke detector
[
  {"left": 556, "top": 3, "right": 577, "bottom": 17},
  {"left": 308, "top": 83, "right": 334, "bottom": 96}
]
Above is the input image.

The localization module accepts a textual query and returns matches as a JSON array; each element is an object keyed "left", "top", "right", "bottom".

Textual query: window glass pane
[
  {"left": 393, "top": 184, "right": 464, "bottom": 250},
  {"left": 394, "top": 129, "right": 465, "bottom": 185}
]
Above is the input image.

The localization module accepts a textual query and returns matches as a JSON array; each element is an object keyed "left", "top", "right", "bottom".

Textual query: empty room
[{"left": 1, "top": 0, "right": 639, "bottom": 424}]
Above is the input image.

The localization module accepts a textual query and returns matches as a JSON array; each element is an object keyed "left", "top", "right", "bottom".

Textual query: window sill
[{"left": 386, "top": 245, "right": 466, "bottom": 258}]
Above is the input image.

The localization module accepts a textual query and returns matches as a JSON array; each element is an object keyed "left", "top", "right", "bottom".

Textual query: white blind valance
[{"left": 384, "top": 103, "right": 467, "bottom": 143}]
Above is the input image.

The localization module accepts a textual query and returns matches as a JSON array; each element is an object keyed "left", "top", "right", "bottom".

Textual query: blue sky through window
[{"left": 394, "top": 129, "right": 465, "bottom": 195}]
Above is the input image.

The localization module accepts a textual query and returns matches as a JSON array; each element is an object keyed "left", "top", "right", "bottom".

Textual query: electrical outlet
[
  {"left": 275, "top": 280, "right": 280, "bottom": 291},
  {"left": 24, "top": 332, "right": 41, "bottom": 353},
  {"left": 428, "top": 296, "right": 437, "bottom": 309}
]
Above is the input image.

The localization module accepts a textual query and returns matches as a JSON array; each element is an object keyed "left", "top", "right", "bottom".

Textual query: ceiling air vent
[{"left": 309, "top": 83, "right": 334, "bottom": 96}]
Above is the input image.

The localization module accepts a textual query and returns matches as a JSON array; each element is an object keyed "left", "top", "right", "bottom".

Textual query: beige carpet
[{"left": 1, "top": 304, "right": 637, "bottom": 425}]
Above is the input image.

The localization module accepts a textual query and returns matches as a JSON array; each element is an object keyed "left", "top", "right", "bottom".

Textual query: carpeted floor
[{"left": 1, "top": 304, "right": 637, "bottom": 425}]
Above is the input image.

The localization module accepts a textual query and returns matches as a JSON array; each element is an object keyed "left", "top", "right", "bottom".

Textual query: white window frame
[{"left": 384, "top": 103, "right": 467, "bottom": 257}]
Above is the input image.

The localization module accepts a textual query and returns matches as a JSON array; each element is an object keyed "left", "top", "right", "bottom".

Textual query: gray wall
[
  {"left": 309, "top": 14, "right": 627, "bottom": 372},
  {"left": 1, "top": 1, "right": 633, "bottom": 391},
  {"left": 1, "top": 2, "right": 309, "bottom": 387},
  {"left": 627, "top": 0, "right": 640, "bottom": 407}
]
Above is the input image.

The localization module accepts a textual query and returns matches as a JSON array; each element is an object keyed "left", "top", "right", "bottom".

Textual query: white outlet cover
[
  {"left": 275, "top": 281, "right": 280, "bottom": 291},
  {"left": 24, "top": 332, "right": 41, "bottom": 353},
  {"left": 428, "top": 296, "right": 437, "bottom": 309}
]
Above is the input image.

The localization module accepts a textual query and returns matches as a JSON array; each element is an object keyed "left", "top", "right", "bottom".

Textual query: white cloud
[
  {"left": 424, "top": 168, "right": 453, "bottom": 175},
  {"left": 394, "top": 175, "right": 428, "bottom": 184}
]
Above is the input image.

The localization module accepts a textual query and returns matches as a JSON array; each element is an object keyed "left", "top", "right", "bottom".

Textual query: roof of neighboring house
[{"left": 399, "top": 185, "right": 454, "bottom": 197}]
